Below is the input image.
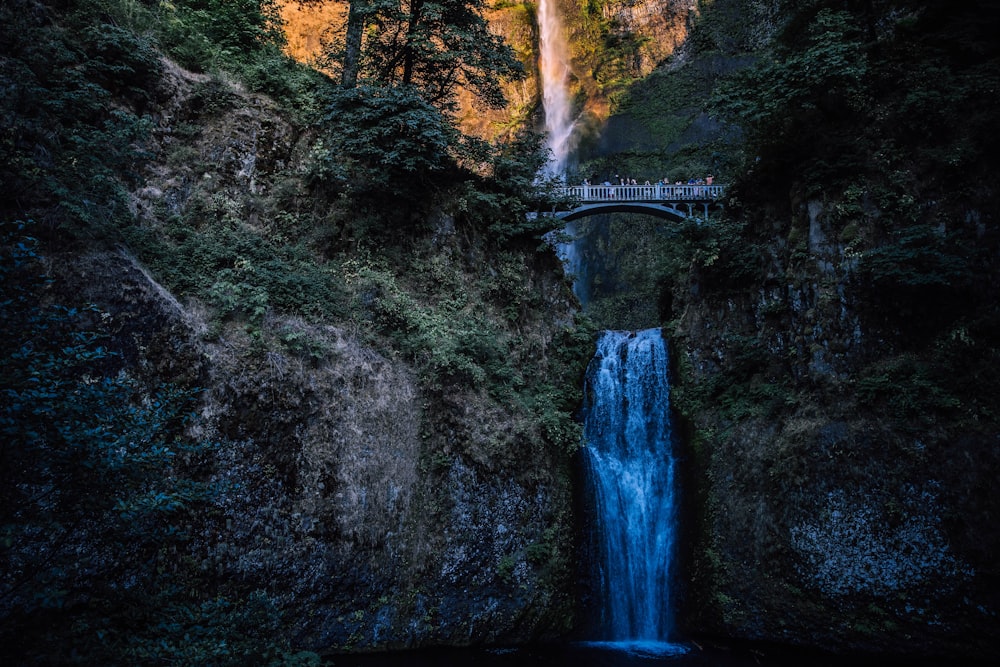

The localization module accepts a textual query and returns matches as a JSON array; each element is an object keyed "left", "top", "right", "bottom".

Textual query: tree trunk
[
  {"left": 342, "top": 0, "right": 367, "bottom": 88},
  {"left": 401, "top": 0, "right": 424, "bottom": 86}
]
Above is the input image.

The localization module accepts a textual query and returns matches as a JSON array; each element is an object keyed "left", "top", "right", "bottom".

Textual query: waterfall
[
  {"left": 538, "top": 0, "right": 586, "bottom": 307},
  {"left": 581, "top": 329, "right": 686, "bottom": 655},
  {"left": 537, "top": 0, "right": 576, "bottom": 176},
  {"left": 537, "top": 4, "right": 685, "bottom": 654},
  {"left": 551, "top": 221, "right": 590, "bottom": 306}
]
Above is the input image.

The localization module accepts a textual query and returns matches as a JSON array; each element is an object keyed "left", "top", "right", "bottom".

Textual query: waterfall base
[{"left": 575, "top": 640, "right": 690, "bottom": 658}]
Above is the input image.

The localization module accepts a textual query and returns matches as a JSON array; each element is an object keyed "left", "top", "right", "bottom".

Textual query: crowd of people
[{"left": 580, "top": 174, "right": 716, "bottom": 187}]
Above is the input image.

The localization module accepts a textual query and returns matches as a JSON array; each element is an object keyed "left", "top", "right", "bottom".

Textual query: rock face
[
  {"left": 596, "top": 0, "right": 691, "bottom": 74},
  {"left": 554, "top": 0, "right": 696, "bottom": 142},
  {"left": 16, "top": 0, "right": 997, "bottom": 660},
  {"left": 670, "top": 195, "right": 1000, "bottom": 659},
  {"left": 47, "top": 246, "right": 577, "bottom": 652},
  {"left": 32, "top": 51, "right": 582, "bottom": 652},
  {"left": 571, "top": 200, "right": 998, "bottom": 660}
]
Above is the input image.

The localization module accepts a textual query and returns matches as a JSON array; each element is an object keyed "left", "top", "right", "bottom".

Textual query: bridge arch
[{"left": 555, "top": 202, "right": 691, "bottom": 222}]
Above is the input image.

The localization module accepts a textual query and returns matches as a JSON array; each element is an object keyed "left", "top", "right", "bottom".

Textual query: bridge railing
[{"left": 555, "top": 183, "right": 725, "bottom": 202}]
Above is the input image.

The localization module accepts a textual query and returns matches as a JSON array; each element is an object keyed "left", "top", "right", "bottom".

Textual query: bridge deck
[{"left": 555, "top": 183, "right": 724, "bottom": 203}]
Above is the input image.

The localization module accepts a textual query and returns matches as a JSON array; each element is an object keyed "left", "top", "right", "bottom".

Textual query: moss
[{"left": 838, "top": 221, "right": 859, "bottom": 244}]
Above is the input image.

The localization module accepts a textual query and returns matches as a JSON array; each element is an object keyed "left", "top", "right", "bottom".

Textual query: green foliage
[
  {"left": 453, "top": 130, "right": 559, "bottom": 241},
  {"left": 592, "top": 30, "right": 648, "bottom": 95},
  {"left": 930, "top": 318, "right": 1000, "bottom": 424},
  {"left": 616, "top": 70, "right": 703, "bottom": 139},
  {"left": 856, "top": 354, "right": 961, "bottom": 432},
  {"left": 525, "top": 314, "right": 597, "bottom": 454},
  {"left": 127, "top": 210, "right": 352, "bottom": 327},
  {"left": 75, "top": 21, "right": 164, "bottom": 102},
  {"left": 856, "top": 225, "right": 973, "bottom": 291},
  {"left": 0, "top": 0, "right": 159, "bottom": 237},
  {"left": 574, "top": 212, "right": 763, "bottom": 333},
  {"left": 240, "top": 50, "right": 332, "bottom": 121},
  {"left": 566, "top": 0, "right": 646, "bottom": 97},
  {"left": 684, "top": 0, "right": 777, "bottom": 55},
  {"left": 496, "top": 554, "right": 516, "bottom": 581},
  {"left": 208, "top": 271, "right": 272, "bottom": 323},
  {"left": 327, "top": 233, "right": 592, "bottom": 456},
  {"left": 0, "top": 225, "right": 309, "bottom": 664},
  {"left": 150, "top": 0, "right": 329, "bottom": 119},
  {"left": 673, "top": 330, "right": 796, "bottom": 427},
  {"left": 845, "top": 211, "right": 984, "bottom": 339},
  {"left": 312, "top": 84, "right": 457, "bottom": 201},
  {"left": 853, "top": 313, "right": 1000, "bottom": 434},
  {"left": 91, "top": 593, "right": 321, "bottom": 666},
  {"left": 311, "top": 88, "right": 557, "bottom": 236},
  {"left": 0, "top": 0, "right": 590, "bottom": 654},
  {"left": 683, "top": 216, "right": 763, "bottom": 290},
  {"left": 278, "top": 326, "right": 331, "bottom": 361},
  {"left": 713, "top": 9, "right": 868, "bottom": 130},
  {"left": 0, "top": 0, "right": 322, "bottom": 239},
  {"left": 156, "top": 0, "right": 285, "bottom": 71},
  {"left": 574, "top": 36, "right": 745, "bottom": 185},
  {"left": 345, "top": 257, "right": 503, "bottom": 387},
  {"left": 705, "top": 0, "right": 999, "bottom": 203},
  {"left": 352, "top": 0, "right": 524, "bottom": 108},
  {"left": 710, "top": 7, "right": 869, "bottom": 195},
  {"left": 700, "top": 0, "right": 1000, "bottom": 341}
]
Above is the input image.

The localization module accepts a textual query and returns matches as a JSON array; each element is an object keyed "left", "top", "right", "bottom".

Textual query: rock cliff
[{"left": 9, "top": 40, "right": 586, "bottom": 653}]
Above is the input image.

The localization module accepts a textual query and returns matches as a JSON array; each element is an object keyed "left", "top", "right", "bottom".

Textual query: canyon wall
[{"left": 24, "top": 48, "right": 586, "bottom": 653}]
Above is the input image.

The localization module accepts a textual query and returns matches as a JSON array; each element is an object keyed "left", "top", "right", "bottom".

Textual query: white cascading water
[
  {"left": 581, "top": 329, "right": 686, "bottom": 656},
  {"left": 537, "top": 0, "right": 576, "bottom": 177},
  {"left": 536, "top": 6, "right": 684, "bottom": 654},
  {"left": 537, "top": 1, "right": 584, "bottom": 301}
]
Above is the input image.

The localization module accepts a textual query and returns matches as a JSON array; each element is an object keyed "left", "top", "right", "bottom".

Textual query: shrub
[{"left": 312, "top": 84, "right": 458, "bottom": 201}]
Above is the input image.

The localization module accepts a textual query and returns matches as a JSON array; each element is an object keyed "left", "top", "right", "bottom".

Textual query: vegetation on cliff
[{"left": 1, "top": 0, "right": 592, "bottom": 661}]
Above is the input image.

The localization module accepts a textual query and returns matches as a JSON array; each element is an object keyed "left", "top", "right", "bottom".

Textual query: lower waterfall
[{"left": 581, "top": 328, "right": 686, "bottom": 655}]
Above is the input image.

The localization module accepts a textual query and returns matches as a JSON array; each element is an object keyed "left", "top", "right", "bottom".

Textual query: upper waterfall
[{"left": 538, "top": 0, "right": 577, "bottom": 176}]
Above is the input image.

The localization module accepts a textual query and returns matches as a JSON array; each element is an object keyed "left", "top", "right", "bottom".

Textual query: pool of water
[{"left": 323, "top": 639, "right": 920, "bottom": 667}]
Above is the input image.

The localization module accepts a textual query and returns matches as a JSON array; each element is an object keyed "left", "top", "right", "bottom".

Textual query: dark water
[{"left": 324, "top": 640, "right": 934, "bottom": 667}]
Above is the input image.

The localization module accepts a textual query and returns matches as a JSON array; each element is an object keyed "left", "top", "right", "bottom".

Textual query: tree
[
  {"left": 381, "top": 0, "right": 523, "bottom": 108},
  {"left": 711, "top": 8, "right": 868, "bottom": 158},
  {"left": 342, "top": 0, "right": 369, "bottom": 88},
  {"left": 312, "top": 82, "right": 458, "bottom": 200},
  {"left": 319, "top": 0, "right": 523, "bottom": 108},
  {"left": 172, "top": 0, "right": 286, "bottom": 52}
]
